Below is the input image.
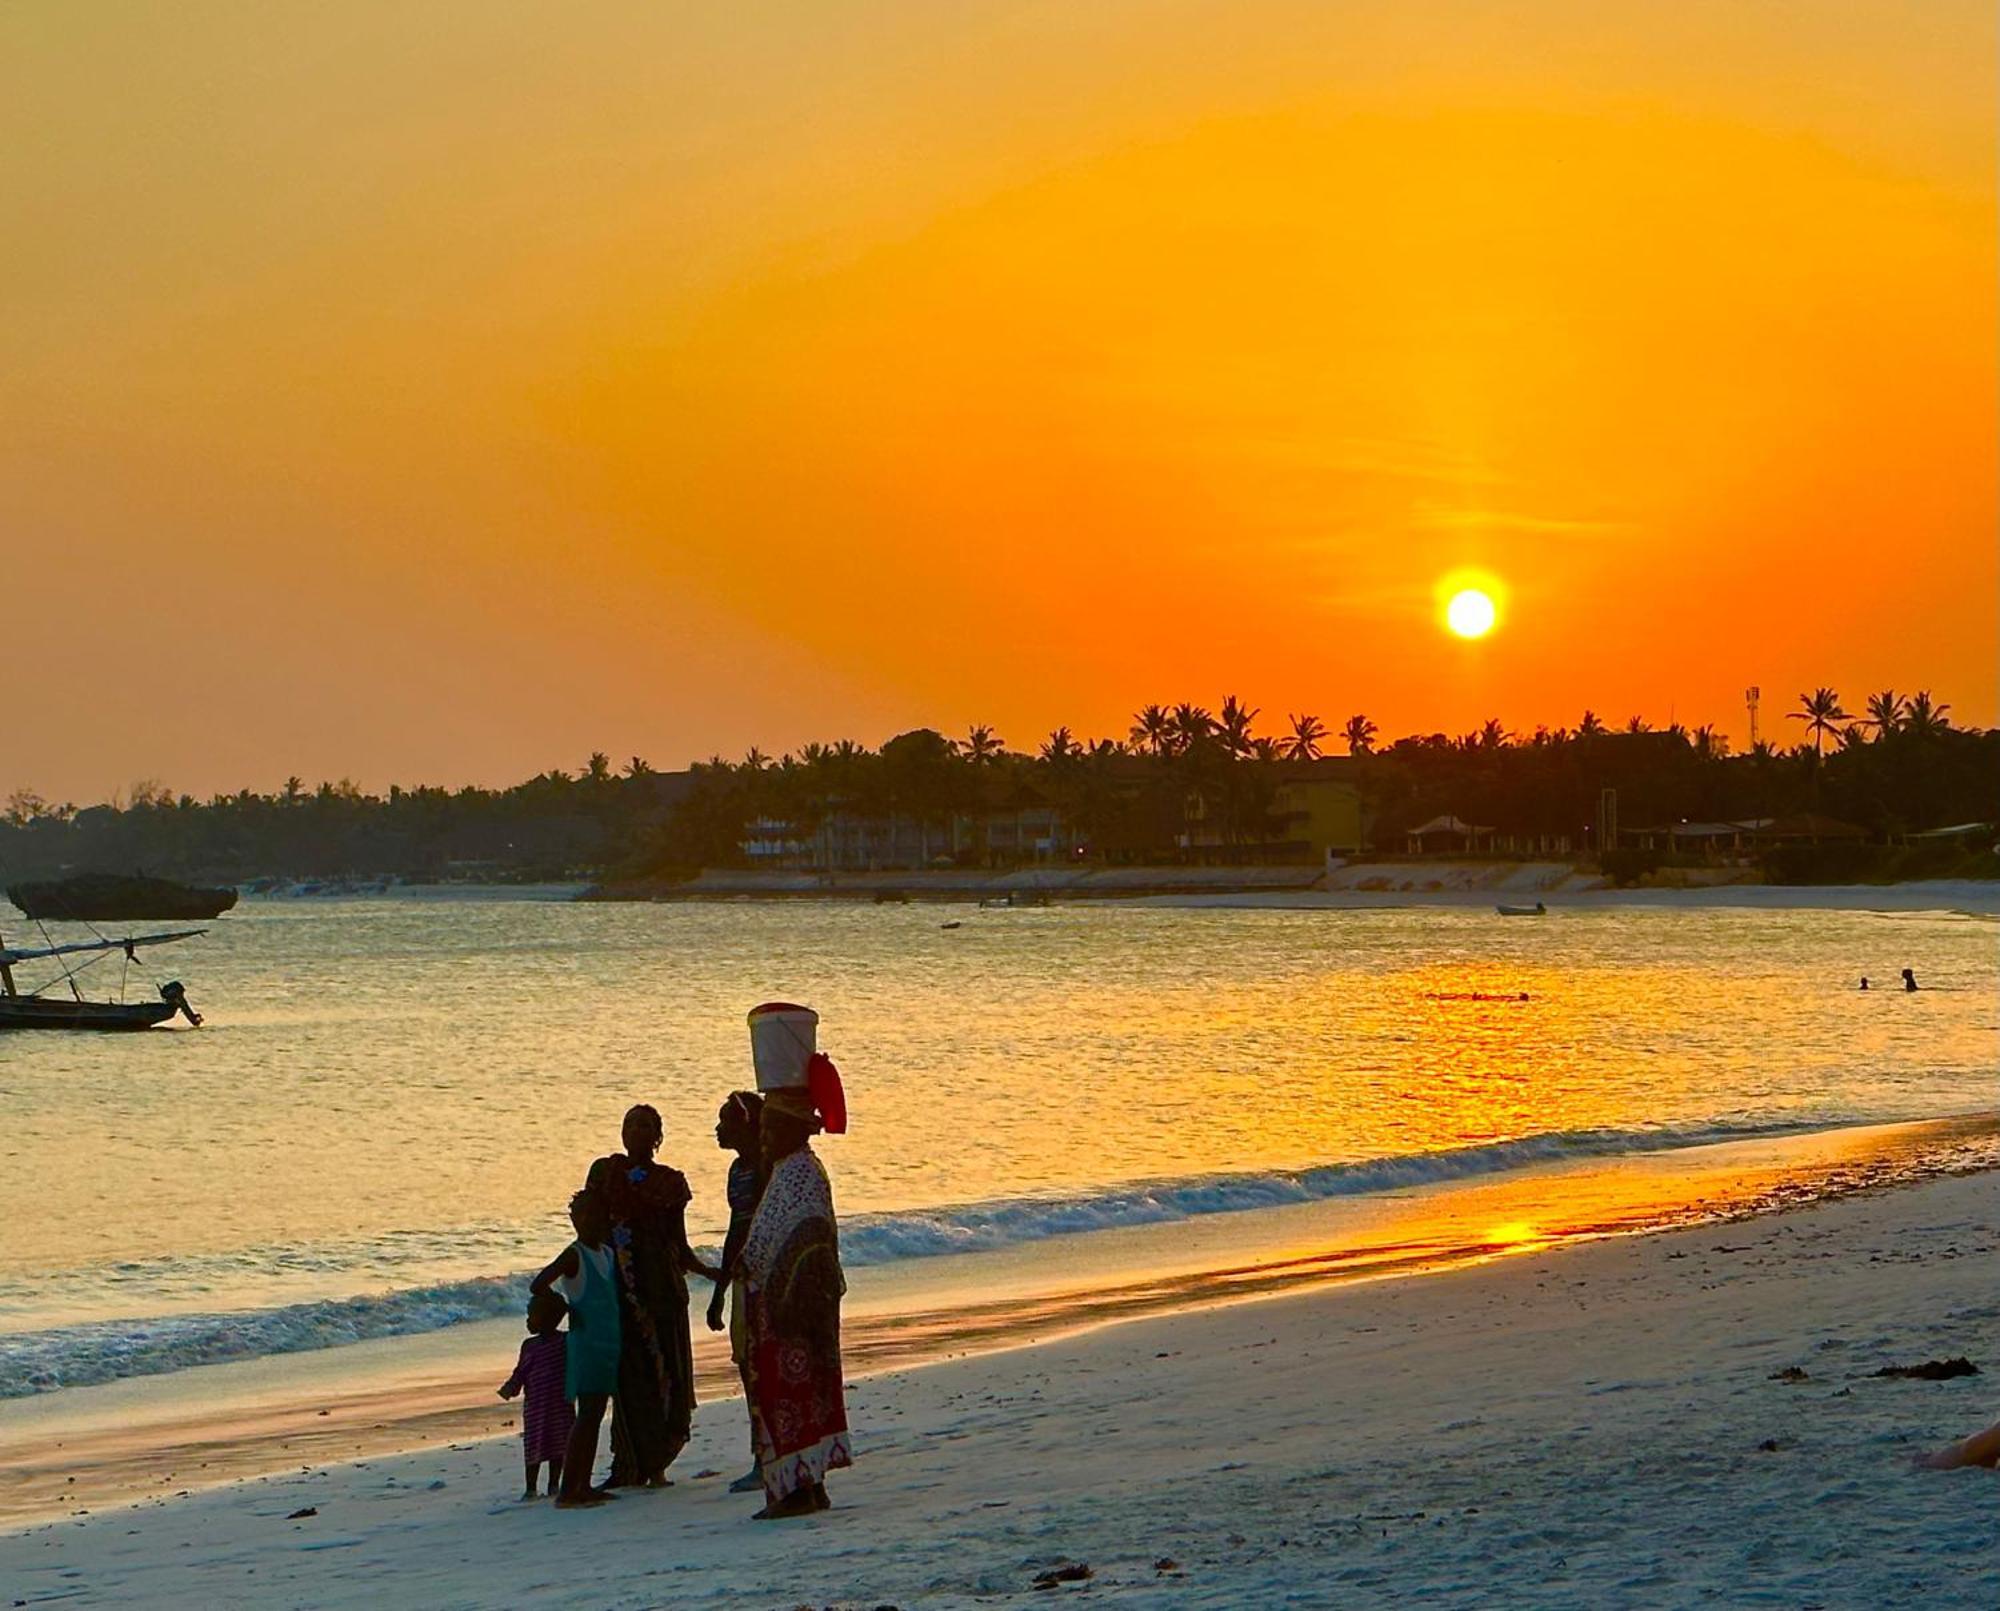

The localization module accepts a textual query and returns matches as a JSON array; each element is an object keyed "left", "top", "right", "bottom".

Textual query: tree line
[{"left": 2, "top": 688, "right": 1993, "bottom": 887}]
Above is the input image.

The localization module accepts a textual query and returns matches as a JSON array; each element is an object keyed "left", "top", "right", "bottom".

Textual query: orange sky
[{"left": 4, "top": 1, "right": 1993, "bottom": 801}]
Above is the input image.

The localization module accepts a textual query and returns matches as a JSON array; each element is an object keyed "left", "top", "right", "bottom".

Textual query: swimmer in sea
[{"left": 1902, "top": 968, "right": 1919, "bottom": 992}]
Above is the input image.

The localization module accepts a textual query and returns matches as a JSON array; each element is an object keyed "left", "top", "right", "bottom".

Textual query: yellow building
[{"left": 1270, "top": 770, "right": 1367, "bottom": 861}]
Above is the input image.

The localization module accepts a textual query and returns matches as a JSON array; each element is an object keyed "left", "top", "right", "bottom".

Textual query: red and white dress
[{"left": 742, "top": 1147, "right": 852, "bottom": 1501}]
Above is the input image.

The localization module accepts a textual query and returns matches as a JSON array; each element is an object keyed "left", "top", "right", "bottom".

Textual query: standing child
[
  {"left": 705, "top": 1090, "right": 765, "bottom": 1492},
  {"left": 497, "top": 1291, "right": 574, "bottom": 1500},
  {"left": 530, "top": 1187, "right": 623, "bottom": 1508}
]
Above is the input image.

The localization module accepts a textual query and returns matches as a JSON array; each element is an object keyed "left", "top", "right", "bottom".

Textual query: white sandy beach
[
  {"left": 1136, "top": 877, "right": 2000, "bottom": 914},
  {"left": 6, "top": 1165, "right": 1997, "bottom": 1609}
]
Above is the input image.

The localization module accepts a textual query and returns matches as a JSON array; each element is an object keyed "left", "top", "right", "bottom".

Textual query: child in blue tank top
[{"left": 530, "top": 1186, "right": 622, "bottom": 1508}]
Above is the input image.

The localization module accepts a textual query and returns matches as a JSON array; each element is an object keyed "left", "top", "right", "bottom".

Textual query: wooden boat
[
  {"left": 1496, "top": 901, "right": 1547, "bottom": 917},
  {"left": 7, "top": 874, "right": 237, "bottom": 921},
  {"left": 0, "top": 928, "right": 205, "bottom": 1031}
]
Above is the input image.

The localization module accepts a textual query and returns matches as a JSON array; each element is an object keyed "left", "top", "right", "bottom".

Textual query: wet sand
[
  {"left": 6, "top": 1132, "right": 2000, "bottom": 1607},
  {"left": 3, "top": 1112, "right": 1991, "bottom": 1531}
]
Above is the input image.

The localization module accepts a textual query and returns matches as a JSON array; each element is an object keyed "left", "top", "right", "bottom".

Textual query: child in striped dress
[{"left": 498, "top": 1290, "right": 574, "bottom": 1500}]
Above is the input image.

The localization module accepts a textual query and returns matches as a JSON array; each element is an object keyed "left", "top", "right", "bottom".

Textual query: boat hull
[
  {"left": 6, "top": 875, "right": 237, "bottom": 922},
  {"left": 0, "top": 998, "right": 178, "bottom": 1031}
]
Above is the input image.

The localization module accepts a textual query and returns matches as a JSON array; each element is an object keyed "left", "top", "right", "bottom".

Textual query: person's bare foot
[
  {"left": 554, "top": 1493, "right": 608, "bottom": 1509},
  {"left": 753, "top": 1488, "right": 817, "bottom": 1521},
  {"left": 810, "top": 1481, "right": 830, "bottom": 1511}
]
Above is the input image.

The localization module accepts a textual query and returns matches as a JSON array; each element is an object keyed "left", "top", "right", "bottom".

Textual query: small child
[
  {"left": 530, "top": 1186, "right": 623, "bottom": 1508},
  {"left": 498, "top": 1290, "right": 574, "bottom": 1500}
]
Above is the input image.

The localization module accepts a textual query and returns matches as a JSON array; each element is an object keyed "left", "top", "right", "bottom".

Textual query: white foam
[{"left": 0, "top": 1117, "right": 1855, "bottom": 1397}]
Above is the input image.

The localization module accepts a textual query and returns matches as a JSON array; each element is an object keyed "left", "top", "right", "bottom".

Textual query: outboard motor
[{"left": 159, "top": 980, "right": 202, "bottom": 1027}]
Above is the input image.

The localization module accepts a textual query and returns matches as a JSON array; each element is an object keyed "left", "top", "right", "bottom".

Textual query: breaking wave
[{"left": 0, "top": 1117, "right": 1828, "bottom": 1397}]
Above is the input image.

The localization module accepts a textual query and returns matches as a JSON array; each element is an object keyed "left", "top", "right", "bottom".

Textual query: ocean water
[{"left": 0, "top": 893, "right": 1992, "bottom": 1397}]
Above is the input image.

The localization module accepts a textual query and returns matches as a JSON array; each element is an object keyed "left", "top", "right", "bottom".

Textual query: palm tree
[
  {"left": 1786, "top": 687, "right": 1850, "bottom": 761},
  {"left": 1477, "top": 718, "right": 1509, "bottom": 751},
  {"left": 1217, "top": 694, "right": 1259, "bottom": 759},
  {"left": 1169, "top": 703, "right": 1214, "bottom": 754},
  {"left": 281, "top": 776, "right": 305, "bottom": 807},
  {"left": 1129, "top": 704, "right": 1172, "bottom": 757},
  {"left": 1342, "top": 714, "right": 1378, "bottom": 755},
  {"left": 1039, "top": 727, "right": 1080, "bottom": 763},
  {"left": 1283, "top": 712, "right": 1327, "bottom": 761},
  {"left": 1576, "top": 710, "right": 1607, "bottom": 738},
  {"left": 623, "top": 756, "right": 655, "bottom": 780},
  {"left": 1624, "top": 715, "right": 1652, "bottom": 735},
  {"left": 1862, "top": 690, "right": 1905, "bottom": 738},
  {"left": 1250, "top": 735, "right": 1283, "bottom": 763},
  {"left": 585, "top": 751, "right": 613, "bottom": 785},
  {"left": 961, "top": 724, "right": 1006, "bottom": 765},
  {"left": 1903, "top": 689, "right": 1952, "bottom": 737},
  {"left": 1691, "top": 724, "right": 1725, "bottom": 761}
]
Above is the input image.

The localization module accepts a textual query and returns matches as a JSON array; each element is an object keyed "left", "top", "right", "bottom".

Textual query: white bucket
[{"left": 747, "top": 1002, "right": 818, "bottom": 1090}]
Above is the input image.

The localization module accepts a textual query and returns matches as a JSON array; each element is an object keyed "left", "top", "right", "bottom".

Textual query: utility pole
[{"left": 1745, "top": 686, "right": 1760, "bottom": 751}]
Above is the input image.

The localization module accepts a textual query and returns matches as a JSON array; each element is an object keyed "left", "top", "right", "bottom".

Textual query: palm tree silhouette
[
  {"left": 1576, "top": 710, "right": 1607, "bottom": 738},
  {"left": 1342, "top": 714, "right": 1378, "bottom": 755},
  {"left": 1787, "top": 688, "right": 1850, "bottom": 761},
  {"left": 1039, "top": 727, "right": 1080, "bottom": 763},
  {"left": 1217, "top": 695, "right": 1260, "bottom": 759},
  {"left": 1169, "top": 703, "right": 1214, "bottom": 754},
  {"left": 1284, "top": 712, "right": 1327, "bottom": 761},
  {"left": 961, "top": 724, "right": 1005, "bottom": 765},
  {"left": 1903, "top": 690, "right": 1952, "bottom": 738},
  {"left": 1862, "top": 690, "right": 1905, "bottom": 738},
  {"left": 1129, "top": 704, "right": 1172, "bottom": 757}
]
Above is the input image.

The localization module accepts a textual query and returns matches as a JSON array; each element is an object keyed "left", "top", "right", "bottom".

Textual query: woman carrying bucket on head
[{"left": 740, "top": 1002, "right": 853, "bottom": 1519}]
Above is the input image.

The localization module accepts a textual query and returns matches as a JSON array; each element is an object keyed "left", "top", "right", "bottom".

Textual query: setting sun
[{"left": 1446, "top": 588, "right": 1499, "bottom": 639}]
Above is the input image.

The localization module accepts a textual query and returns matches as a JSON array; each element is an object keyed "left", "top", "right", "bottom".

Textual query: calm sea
[{"left": 0, "top": 892, "right": 1993, "bottom": 1397}]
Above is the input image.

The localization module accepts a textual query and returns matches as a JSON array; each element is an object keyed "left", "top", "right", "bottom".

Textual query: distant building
[
  {"left": 1404, "top": 814, "right": 1494, "bottom": 855},
  {"left": 1269, "top": 773, "right": 1366, "bottom": 861},
  {"left": 1620, "top": 815, "right": 1867, "bottom": 860}
]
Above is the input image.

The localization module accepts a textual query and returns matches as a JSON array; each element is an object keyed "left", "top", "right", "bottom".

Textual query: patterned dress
[
  {"left": 742, "top": 1146, "right": 852, "bottom": 1502},
  {"left": 502, "top": 1332, "right": 574, "bottom": 1464},
  {"left": 585, "top": 1153, "right": 697, "bottom": 1481}
]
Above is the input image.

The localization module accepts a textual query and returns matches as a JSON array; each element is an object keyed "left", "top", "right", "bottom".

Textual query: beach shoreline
[
  {"left": 577, "top": 869, "right": 2000, "bottom": 909},
  {"left": 4, "top": 1114, "right": 1996, "bottom": 1583},
  {"left": 6, "top": 1143, "right": 1999, "bottom": 1606}
]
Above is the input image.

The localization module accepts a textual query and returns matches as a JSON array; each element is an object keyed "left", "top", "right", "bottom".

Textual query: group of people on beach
[{"left": 498, "top": 1003, "right": 852, "bottom": 1519}]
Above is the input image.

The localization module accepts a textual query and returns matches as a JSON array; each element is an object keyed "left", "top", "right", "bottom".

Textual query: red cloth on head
[{"left": 806, "top": 1053, "right": 847, "bottom": 1134}]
